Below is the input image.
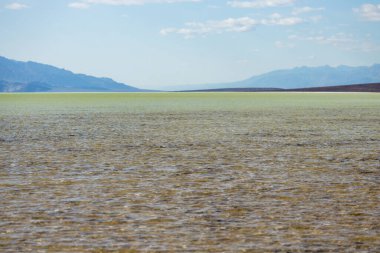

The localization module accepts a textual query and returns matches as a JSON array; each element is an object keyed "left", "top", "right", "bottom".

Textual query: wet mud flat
[{"left": 1, "top": 93, "right": 380, "bottom": 252}]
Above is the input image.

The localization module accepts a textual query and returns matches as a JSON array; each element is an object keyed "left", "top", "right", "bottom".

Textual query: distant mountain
[
  {"left": 0, "top": 56, "right": 141, "bottom": 92},
  {"left": 170, "top": 64, "right": 380, "bottom": 91},
  {"left": 2, "top": 55, "right": 379, "bottom": 92}
]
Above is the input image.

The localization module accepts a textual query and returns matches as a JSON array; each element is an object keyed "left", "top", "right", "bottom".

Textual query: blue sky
[{"left": 0, "top": 0, "right": 379, "bottom": 89}]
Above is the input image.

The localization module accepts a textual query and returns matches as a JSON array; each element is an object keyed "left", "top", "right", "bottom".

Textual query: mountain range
[
  {"left": 0, "top": 56, "right": 379, "bottom": 92},
  {"left": 0, "top": 56, "right": 140, "bottom": 92},
  {"left": 169, "top": 64, "right": 380, "bottom": 91}
]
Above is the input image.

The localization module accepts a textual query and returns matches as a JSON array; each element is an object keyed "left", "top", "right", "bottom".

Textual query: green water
[{"left": 1, "top": 93, "right": 379, "bottom": 252}]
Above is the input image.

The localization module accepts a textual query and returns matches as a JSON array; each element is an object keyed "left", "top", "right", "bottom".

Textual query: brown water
[{"left": 1, "top": 93, "right": 379, "bottom": 252}]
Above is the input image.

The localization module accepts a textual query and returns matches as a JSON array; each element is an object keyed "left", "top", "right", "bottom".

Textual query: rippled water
[{"left": 1, "top": 93, "right": 379, "bottom": 252}]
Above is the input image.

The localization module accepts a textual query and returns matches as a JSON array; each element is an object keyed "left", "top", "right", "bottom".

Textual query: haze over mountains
[
  {"left": 0, "top": 56, "right": 140, "bottom": 92},
  {"left": 0, "top": 56, "right": 379, "bottom": 92}
]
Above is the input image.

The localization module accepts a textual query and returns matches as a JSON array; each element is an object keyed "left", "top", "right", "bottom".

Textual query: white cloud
[
  {"left": 5, "top": 2, "right": 28, "bottom": 10},
  {"left": 69, "top": 0, "right": 201, "bottom": 7},
  {"left": 261, "top": 13, "right": 303, "bottom": 25},
  {"left": 354, "top": 4, "right": 380, "bottom": 21},
  {"left": 161, "top": 14, "right": 303, "bottom": 38},
  {"left": 309, "top": 15, "right": 323, "bottom": 23},
  {"left": 292, "top": 6, "right": 324, "bottom": 15},
  {"left": 160, "top": 17, "right": 259, "bottom": 38},
  {"left": 228, "top": 0, "right": 295, "bottom": 9},
  {"left": 69, "top": 2, "right": 90, "bottom": 9}
]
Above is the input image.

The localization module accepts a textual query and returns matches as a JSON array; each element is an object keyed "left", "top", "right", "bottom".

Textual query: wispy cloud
[
  {"left": 290, "top": 33, "right": 380, "bottom": 52},
  {"left": 302, "top": 34, "right": 354, "bottom": 48},
  {"left": 161, "top": 14, "right": 303, "bottom": 38},
  {"left": 69, "top": 0, "right": 201, "bottom": 8},
  {"left": 228, "top": 0, "right": 295, "bottom": 9},
  {"left": 354, "top": 4, "right": 380, "bottom": 21},
  {"left": 5, "top": 2, "right": 28, "bottom": 10},
  {"left": 292, "top": 6, "right": 324, "bottom": 15},
  {"left": 275, "top": 40, "right": 295, "bottom": 48}
]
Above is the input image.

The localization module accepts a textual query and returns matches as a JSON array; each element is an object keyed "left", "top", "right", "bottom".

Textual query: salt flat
[{"left": 1, "top": 93, "right": 379, "bottom": 252}]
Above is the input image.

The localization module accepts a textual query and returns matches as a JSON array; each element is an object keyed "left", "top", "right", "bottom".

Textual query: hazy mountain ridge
[
  {"left": 1, "top": 56, "right": 379, "bottom": 92},
  {"left": 170, "top": 64, "right": 380, "bottom": 91},
  {"left": 0, "top": 56, "right": 140, "bottom": 92}
]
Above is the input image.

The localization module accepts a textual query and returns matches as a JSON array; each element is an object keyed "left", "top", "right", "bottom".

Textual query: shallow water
[{"left": 1, "top": 93, "right": 380, "bottom": 252}]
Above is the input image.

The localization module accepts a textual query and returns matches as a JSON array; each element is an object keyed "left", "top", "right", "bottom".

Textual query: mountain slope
[
  {"left": 0, "top": 56, "right": 140, "bottom": 92},
  {"left": 170, "top": 64, "right": 380, "bottom": 91}
]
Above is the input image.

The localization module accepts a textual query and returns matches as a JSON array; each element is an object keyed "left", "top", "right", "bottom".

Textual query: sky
[{"left": 0, "top": 0, "right": 380, "bottom": 89}]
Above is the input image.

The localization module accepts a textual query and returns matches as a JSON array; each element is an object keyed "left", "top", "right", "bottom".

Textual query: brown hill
[
  {"left": 182, "top": 83, "right": 380, "bottom": 92},
  {"left": 287, "top": 83, "right": 380, "bottom": 92}
]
